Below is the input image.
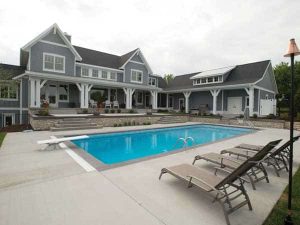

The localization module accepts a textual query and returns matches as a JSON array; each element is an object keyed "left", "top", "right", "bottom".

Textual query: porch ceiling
[{"left": 14, "top": 71, "right": 162, "bottom": 91}]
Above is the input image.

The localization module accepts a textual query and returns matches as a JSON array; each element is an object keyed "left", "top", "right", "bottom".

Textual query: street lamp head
[{"left": 284, "top": 38, "right": 300, "bottom": 57}]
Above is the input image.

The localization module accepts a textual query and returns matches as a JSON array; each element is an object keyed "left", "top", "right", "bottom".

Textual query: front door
[
  {"left": 46, "top": 83, "right": 58, "bottom": 107},
  {"left": 227, "top": 97, "right": 242, "bottom": 114}
]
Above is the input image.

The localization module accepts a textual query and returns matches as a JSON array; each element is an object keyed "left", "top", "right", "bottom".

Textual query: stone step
[
  {"left": 58, "top": 120, "right": 91, "bottom": 124},
  {"left": 54, "top": 123, "right": 98, "bottom": 128},
  {"left": 62, "top": 117, "right": 88, "bottom": 121},
  {"left": 50, "top": 125, "right": 102, "bottom": 132},
  {"left": 157, "top": 116, "right": 185, "bottom": 124}
]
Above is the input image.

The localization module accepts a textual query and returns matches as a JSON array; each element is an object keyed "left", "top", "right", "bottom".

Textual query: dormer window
[
  {"left": 43, "top": 53, "right": 65, "bottom": 73},
  {"left": 191, "top": 66, "right": 234, "bottom": 86}
]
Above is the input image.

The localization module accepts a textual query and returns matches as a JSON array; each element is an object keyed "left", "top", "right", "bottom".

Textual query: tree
[
  {"left": 163, "top": 74, "right": 174, "bottom": 84},
  {"left": 273, "top": 61, "right": 300, "bottom": 111}
]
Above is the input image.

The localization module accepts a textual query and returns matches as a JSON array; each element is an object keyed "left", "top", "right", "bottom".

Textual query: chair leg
[{"left": 159, "top": 168, "right": 167, "bottom": 180}]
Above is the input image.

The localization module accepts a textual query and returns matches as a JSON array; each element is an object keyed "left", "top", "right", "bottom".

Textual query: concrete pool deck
[{"left": 0, "top": 122, "right": 299, "bottom": 225}]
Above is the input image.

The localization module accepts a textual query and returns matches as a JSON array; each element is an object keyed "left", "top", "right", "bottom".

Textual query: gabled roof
[
  {"left": 0, "top": 64, "right": 25, "bottom": 80},
  {"left": 164, "top": 60, "right": 271, "bottom": 91},
  {"left": 74, "top": 46, "right": 121, "bottom": 69},
  {"left": 119, "top": 48, "right": 139, "bottom": 67},
  {"left": 22, "top": 23, "right": 82, "bottom": 61},
  {"left": 73, "top": 46, "right": 153, "bottom": 74}
]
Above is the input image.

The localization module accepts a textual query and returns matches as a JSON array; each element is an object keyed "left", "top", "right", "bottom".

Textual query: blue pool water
[{"left": 72, "top": 125, "right": 252, "bottom": 165}]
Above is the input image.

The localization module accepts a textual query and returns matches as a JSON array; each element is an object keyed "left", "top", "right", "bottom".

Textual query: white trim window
[
  {"left": 43, "top": 53, "right": 65, "bottom": 73},
  {"left": 92, "top": 69, "right": 99, "bottom": 78},
  {"left": 81, "top": 67, "right": 89, "bottom": 77},
  {"left": 148, "top": 77, "right": 157, "bottom": 86},
  {"left": 58, "top": 84, "right": 69, "bottom": 102},
  {"left": 0, "top": 83, "right": 18, "bottom": 100},
  {"left": 109, "top": 72, "right": 117, "bottom": 80},
  {"left": 131, "top": 70, "right": 143, "bottom": 83},
  {"left": 193, "top": 75, "right": 223, "bottom": 86},
  {"left": 101, "top": 71, "right": 108, "bottom": 79}
]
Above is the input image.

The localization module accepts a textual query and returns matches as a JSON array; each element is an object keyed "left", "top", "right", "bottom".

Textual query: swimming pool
[{"left": 72, "top": 125, "right": 253, "bottom": 165}]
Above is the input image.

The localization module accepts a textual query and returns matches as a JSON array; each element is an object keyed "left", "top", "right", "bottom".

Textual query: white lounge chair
[
  {"left": 37, "top": 135, "right": 89, "bottom": 150},
  {"left": 89, "top": 99, "right": 97, "bottom": 108},
  {"left": 105, "top": 100, "right": 111, "bottom": 108},
  {"left": 113, "top": 100, "right": 119, "bottom": 108}
]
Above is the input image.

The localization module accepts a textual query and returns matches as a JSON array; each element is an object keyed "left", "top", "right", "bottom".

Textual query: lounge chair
[
  {"left": 193, "top": 140, "right": 282, "bottom": 190},
  {"left": 220, "top": 136, "right": 299, "bottom": 176},
  {"left": 37, "top": 135, "right": 89, "bottom": 150},
  {"left": 159, "top": 141, "right": 280, "bottom": 225}
]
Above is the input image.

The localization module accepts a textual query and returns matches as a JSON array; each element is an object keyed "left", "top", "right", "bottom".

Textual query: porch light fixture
[{"left": 283, "top": 38, "right": 300, "bottom": 225}]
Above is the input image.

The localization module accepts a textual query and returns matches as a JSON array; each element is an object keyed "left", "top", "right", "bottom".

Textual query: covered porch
[
  {"left": 158, "top": 86, "right": 276, "bottom": 116},
  {"left": 20, "top": 72, "right": 161, "bottom": 110}
]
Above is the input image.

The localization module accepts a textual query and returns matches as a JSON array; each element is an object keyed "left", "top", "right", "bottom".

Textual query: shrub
[
  {"left": 157, "top": 109, "right": 168, "bottom": 113},
  {"left": 113, "top": 123, "right": 118, "bottom": 127},
  {"left": 129, "top": 109, "right": 135, "bottom": 113},
  {"left": 238, "top": 114, "right": 244, "bottom": 118},
  {"left": 104, "top": 108, "right": 109, "bottom": 113},
  {"left": 117, "top": 109, "right": 121, "bottom": 113},
  {"left": 266, "top": 114, "right": 276, "bottom": 119},
  {"left": 252, "top": 114, "right": 258, "bottom": 119},
  {"left": 110, "top": 109, "right": 115, "bottom": 113},
  {"left": 142, "top": 122, "right": 147, "bottom": 125},
  {"left": 118, "top": 123, "right": 122, "bottom": 127},
  {"left": 132, "top": 121, "right": 136, "bottom": 125},
  {"left": 146, "top": 111, "right": 152, "bottom": 115},
  {"left": 82, "top": 109, "right": 88, "bottom": 114},
  {"left": 38, "top": 109, "right": 49, "bottom": 116},
  {"left": 124, "top": 121, "right": 128, "bottom": 126},
  {"left": 147, "top": 122, "right": 151, "bottom": 125}
]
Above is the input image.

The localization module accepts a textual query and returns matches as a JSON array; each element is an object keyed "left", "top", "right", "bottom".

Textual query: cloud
[{"left": 0, "top": 0, "right": 300, "bottom": 75}]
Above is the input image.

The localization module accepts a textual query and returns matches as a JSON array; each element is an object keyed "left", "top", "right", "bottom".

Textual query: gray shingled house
[{"left": 0, "top": 23, "right": 278, "bottom": 127}]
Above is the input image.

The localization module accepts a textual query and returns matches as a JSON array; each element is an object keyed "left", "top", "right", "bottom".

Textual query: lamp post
[{"left": 283, "top": 38, "right": 300, "bottom": 225}]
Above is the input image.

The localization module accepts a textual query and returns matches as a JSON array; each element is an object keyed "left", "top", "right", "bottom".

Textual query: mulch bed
[{"left": 0, "top": 124, "right": 33, "bottom": 133}]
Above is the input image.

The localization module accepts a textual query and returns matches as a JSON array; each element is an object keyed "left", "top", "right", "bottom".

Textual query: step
[
  {"left": 54, "top": 123, "right": 98, "bottom": 128},
  {"left": 62, "top": 118, "right": 89, "bottom": 121},
  {"left": 50, "top": 125, "right": 102, "bottom": 132},
  {"left": 58, "top": 120, "right": 91, "bottom": 125}
]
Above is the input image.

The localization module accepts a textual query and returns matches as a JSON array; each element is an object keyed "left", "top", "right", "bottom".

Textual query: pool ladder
[{"left": 174, "top": 136, "right": 195, "bottom": 149}]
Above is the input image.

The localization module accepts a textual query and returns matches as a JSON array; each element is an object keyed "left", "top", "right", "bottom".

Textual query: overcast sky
[{"left": 0, "top": 0, "right": 300, "bottom": 76}]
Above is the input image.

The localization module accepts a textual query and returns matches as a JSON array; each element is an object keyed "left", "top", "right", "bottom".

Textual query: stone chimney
[{"left": 64, "top": 32, "right": 72, "bottom": 42}]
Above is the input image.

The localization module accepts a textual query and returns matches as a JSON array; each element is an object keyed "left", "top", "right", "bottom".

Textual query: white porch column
[
  {"left": 245, "top": 86, "right": 254, "bottom": 116},
  {"left": 29, "top": 78, "right": 47, "bottom": 108},
  {"left": 123, "top": 88, "right": 135, "bottom": 109},
  {"left": 183, "top": 91, "right": 191, "bottom": 114},
  {"left": 210, "top": 89, "right": 221, "bottom": 115},
  {"left": 76, "top": 83, "right": 92, "bottom": 109},
  {"left": 150, "top": 91, "right": 158, "bottom": 109},
  {"left": 166, "top": 93, "right": 169, "bottom": 109}
]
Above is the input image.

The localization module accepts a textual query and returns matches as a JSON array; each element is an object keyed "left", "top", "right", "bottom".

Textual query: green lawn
[
  {"left": 0, "top": 132, "right": 6, "bottom": 147},
  {"left": 263, "top": 167, "right": 300, "bottom": 225}
]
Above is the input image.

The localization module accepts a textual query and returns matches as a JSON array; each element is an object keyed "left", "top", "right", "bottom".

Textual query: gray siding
[
  {"left": 256, "top": 64, "right": 277, "bottom": 92},
  {"left": 124, "top": 62, "right": 149, "bottom": 86},
  {"left": 117, "top": 73, "right": 123, "bottom": 82},
  {"left": 189, "top": 91, "right": 213, "bottom": 110},
  {"left": 30, "top": 42, "right": 75, "bottom": 76},
  {"left": 131, "top": 53, "right": 143, "bottom": 63},
  {"left": 42, "top": 30, "right": 66, "bottom": 45}
]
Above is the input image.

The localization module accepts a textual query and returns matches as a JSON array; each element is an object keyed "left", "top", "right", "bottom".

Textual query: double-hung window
[
  {"left": 92, "top": 69, "right": 98, "bottom": 78},
  {"left": 131, "top": 70, "right": 143, "bottom": 83},
  {"left": 43, "top": 53, "right": 65, "bottom": 73},
  {"left": 110, "top": 72, "right": 117, "bottom": 80},
  {"left": 0, "top": 83, "right": 18, "bottom": 100},
  {"left": 81, "top": 67, "right": 89, "bottom": 77},
  {"left": 148, "top": 77, "right": 156, "bottom": 86},
  {"left": 102, "top": 71, "right": 108, "bottom": 79}
]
